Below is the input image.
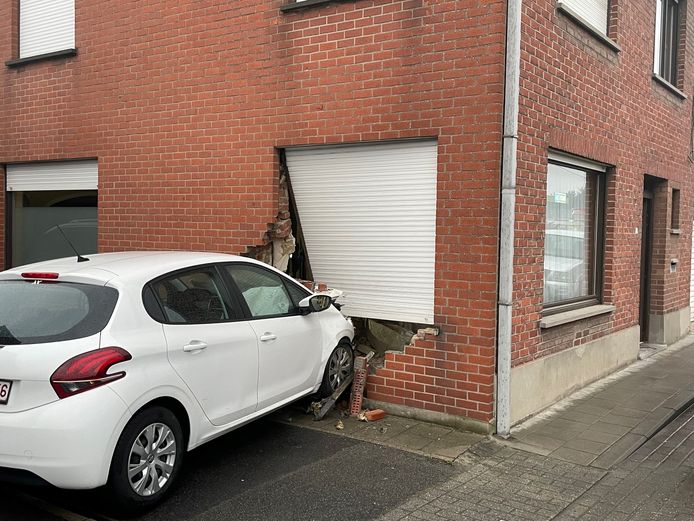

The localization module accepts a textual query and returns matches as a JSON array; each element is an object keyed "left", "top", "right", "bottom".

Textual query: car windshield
[{"left": 0, "top": 281, "right": 118, "bottom": 345}]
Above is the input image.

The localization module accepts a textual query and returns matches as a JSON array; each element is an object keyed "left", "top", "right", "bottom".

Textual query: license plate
[{"left": 0, "top": 380, "right": 11, "bottom": 405}]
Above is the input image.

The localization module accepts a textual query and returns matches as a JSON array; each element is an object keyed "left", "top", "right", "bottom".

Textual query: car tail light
[
  {"left": 21, "top": 272, "right": 59, "bottom": 280},
  {"left": 50, "top": 347, "right": 132, "bottom": 399}
]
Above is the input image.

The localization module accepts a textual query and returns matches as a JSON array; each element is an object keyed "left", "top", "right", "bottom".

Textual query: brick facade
[
  {"left": 0, "top": 0, "right": 506, "bottom": 424},
  {"left": 0, "top": 0, "right": 692, "bottom": 430},
  {"left": 511, "top": 0, "right": 694, "bottom": 368}
]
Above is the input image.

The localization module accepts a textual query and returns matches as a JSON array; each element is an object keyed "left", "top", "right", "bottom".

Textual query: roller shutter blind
[
  {"left": 286, "top": 141, "right": 437, "bottom": 324},
  {"left": 20, "top": 0, "right": 75, "bottom": 59},
  {"left": 6, "top": 161, "right": 98, "bottom": 191},
  {"left": 558, "top": 0, "right": 609, "bottom": 35}
]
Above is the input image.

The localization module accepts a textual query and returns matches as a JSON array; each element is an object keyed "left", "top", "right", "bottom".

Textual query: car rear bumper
[{"left": 0, "top": 386, "right": 131, "bottom": 489}]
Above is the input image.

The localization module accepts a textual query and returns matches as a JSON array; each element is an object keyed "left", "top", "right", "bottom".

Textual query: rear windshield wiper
[{"left": 0, "top": 325, "right": 21, "bottom": 345}]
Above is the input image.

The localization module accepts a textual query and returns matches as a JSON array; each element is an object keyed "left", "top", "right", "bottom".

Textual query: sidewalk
[
  {"left": 508, "top": 333, "right": 694, "bottom": 469},
  {"left": 271, "top": 401, "right": 484, "bottom": 461},
  {"left": 372, "top": 335, "right": 694, "bottom": 521},
  {"left": 273, "top": 334, "right": 694, "bottom": 468}
]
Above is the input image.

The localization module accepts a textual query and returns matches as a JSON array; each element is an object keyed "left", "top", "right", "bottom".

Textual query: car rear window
[{"left": 0, "top": 281, "right": 118, "bottom": 345}]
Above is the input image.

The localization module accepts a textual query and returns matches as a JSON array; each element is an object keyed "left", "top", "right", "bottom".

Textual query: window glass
[
  {"left": 654, "top": 0, "right": 681, "bottom": 85},
  {"left": 226, "top": 265, "right": 296, "bottom": 318},
  {"left": 671, "top": 188, "right": 681, "bottom": 229},
  {"left": 0, "top": 281, "right": 117, "bottom": 344},
  {"left": 544, "top": 162, "right": 602, "bottom": 307},
  {"left": 10, "top": 191, "right": 97, "bottom": 267},
  {"left": 152, "top": 269, "right": 230, "bottom": 324},
  {"left": 286, "top": 281, "right": 310, "bottom": 307}
]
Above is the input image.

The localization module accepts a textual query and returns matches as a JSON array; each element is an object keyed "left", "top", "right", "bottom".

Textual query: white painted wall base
[
  {"left": 509, "top": 325, "right": 640, "bottom": 426},
  {"left": 648, "top": 306, "right": 691, "bottom": 346},
  {"left": 364, "top": 399, "right": 493, "bottom": 434}
]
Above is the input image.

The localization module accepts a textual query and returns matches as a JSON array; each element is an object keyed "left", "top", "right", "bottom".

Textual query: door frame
[{"left": 640, "top": 188, "right": 654, "bottom": 342}]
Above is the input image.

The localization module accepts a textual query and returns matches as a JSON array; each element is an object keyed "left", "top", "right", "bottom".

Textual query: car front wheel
[
  {"left": 107, "top": 406, "right": 184, "bottom": 513},
  {"left": 318, "top": 342, "right": 354, "bottom": 397}
]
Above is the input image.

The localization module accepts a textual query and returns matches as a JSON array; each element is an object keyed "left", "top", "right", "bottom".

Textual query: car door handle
[
  {"left": 259, "top": 333, "right": 277, "bottom": 342},
  {"left": 183, "top": 341, "right": 208, "bottom": 352}
]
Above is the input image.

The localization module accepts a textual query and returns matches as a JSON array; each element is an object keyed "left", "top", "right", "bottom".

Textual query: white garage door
[{"left": 286, "top": 140, "right": 437, "bottom": 324}]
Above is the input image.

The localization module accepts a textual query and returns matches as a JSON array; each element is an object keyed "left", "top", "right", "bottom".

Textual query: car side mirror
[{"left": 299, "top": 295, "right": 332, "bottom": 314}]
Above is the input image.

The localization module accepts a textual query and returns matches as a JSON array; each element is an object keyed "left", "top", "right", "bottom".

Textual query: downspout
[{"left": 496, "top": 0, "right": 522, "bottom": 438}]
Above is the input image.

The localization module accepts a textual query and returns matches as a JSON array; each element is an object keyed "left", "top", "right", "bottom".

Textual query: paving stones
[
  {"left": 510, "top": 337, "right": 694, "bottom": 470},
  {"left": 373, "top": 439, "right": 606, "bottom": 521},
  {"left": 374, "top": 337, "right": 694, "bottom": 521},
  {"left": 376, "top": 404, "right": 694, "bottom": 520},
  {"left": 270, "top": 402, "right": 484, "bottom": 461}
]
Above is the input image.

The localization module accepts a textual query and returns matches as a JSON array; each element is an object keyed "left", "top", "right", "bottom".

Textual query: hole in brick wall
[{"left": 353, "top": 318, "right": 428, "bottom": 371}]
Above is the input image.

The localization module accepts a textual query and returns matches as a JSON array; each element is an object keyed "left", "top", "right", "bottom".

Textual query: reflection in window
[
  {"left": 544, "top": 162, "right": 603, "bottom": 307},
  {"left": 10, "top": 191, "right": 97, "bottom": 267}
]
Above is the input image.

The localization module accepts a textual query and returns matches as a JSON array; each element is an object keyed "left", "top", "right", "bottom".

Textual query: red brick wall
[
  {"left": 0, "top": 0, "right": 506, "bottom": 422},
  {"left": 512, "top": 0, "right": 694, "bottom": 365}
]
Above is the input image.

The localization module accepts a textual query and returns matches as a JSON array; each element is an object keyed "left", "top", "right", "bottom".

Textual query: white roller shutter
[
  {"left": 558, "top": 0, "right": 609, "bottom": 35},
  {"left": 6, "top": 161, "right": 98, "bottom": 191},
  {"left": 20, "top": 0, "right": 75, "bottom": 59},
  {"left": 286, "top": 141, "right": 437, "bottom": 324}
]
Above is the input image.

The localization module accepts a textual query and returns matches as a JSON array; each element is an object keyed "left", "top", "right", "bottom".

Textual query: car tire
[
  {"left": 318, "top": 341, "right": 354, "bottom": 398},
  {"left": 107, "top": 406, "right": 184, "bottom": 513}
]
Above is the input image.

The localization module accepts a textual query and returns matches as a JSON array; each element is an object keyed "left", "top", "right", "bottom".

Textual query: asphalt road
[{"left": 0, "top": 417, "right": 456, "bottom": 521}]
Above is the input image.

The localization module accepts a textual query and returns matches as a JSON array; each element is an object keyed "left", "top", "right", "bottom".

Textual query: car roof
[{"left": 0, "top": 251, "right": 269, "bottom": 286}]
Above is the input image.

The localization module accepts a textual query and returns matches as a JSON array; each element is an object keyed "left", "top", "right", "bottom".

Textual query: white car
[{"left": 0, "top": 252, "right": 354, "bottom": 510}]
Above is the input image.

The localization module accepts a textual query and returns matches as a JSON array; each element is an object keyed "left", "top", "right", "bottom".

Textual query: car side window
[
  {"left": 285, "top": 280, "right": 310, "bottom": 307},
  {"left": 225, "top": 264, "right": 297, "bottom": 318},
  {"left": 151, "top": 268, "right": 230, "bottom": 324}
]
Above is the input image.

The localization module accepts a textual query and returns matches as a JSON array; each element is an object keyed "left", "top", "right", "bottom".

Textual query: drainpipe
[{"left": 496, "top": 0, "right": 522, "bottom": 439}]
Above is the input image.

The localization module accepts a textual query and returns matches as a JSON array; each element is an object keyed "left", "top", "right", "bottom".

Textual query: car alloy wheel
[
  {"left": 107, "top": 406, "right": 184, "bottom": 512},
  {"left": 127, "top": 422, "right": 177, "bottom": 496},
  {"left": 327, "top": 345, "right": 352, "bottom": 391}
]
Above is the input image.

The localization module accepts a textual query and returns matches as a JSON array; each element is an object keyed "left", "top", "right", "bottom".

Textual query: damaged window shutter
[{"left": 285, "top": 140, "right": 437, "bottom": 324}]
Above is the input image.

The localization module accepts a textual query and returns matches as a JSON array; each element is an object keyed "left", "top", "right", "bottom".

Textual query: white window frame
[{"left": 653, "top": 0, "right": 681, "bottom": 86}]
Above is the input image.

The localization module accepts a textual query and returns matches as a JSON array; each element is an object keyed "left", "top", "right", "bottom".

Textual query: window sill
[
  {"left": 540, "top": 304, "right": 615, "bottom": 329},
  {"left": 280, "top": 0, "right": 354, "bottom": 12},
  {"left": 671, "top": 228, "right": 681, "bottom": 236},
  {"left": 652, "top": 74, "right": 687, "bottom": 100},
  {"left": 5, "top": 48, "right": 77, "bottom": 68},
  {"left": 556, "top": 2, "right": 621, "bottom": 53}
]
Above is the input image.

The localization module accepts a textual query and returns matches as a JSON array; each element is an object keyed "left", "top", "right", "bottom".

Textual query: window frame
[
  {"left": 221, "top": 262, "right": 311, "bottom": 321},
  {"left": 671, "top": 187, "right": 681, "bottom": 231},
  {"left": 11, "top": 0, "right": 77, "bottom": 65},
  {"left": 653, "top": 0, "right": 682, "bottom": 87},
  {"left": 542, "top": 155, "right": 607, "bottom": 316}
]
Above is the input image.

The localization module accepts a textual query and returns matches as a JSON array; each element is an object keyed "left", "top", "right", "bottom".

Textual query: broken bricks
[{"left": 357, "top": 409, "right": 387, "bottom": 422}]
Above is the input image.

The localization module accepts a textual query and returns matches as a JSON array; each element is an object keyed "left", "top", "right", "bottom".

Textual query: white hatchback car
[{"left": 0, "top": 252, "right": 354, "bottom": 510}]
